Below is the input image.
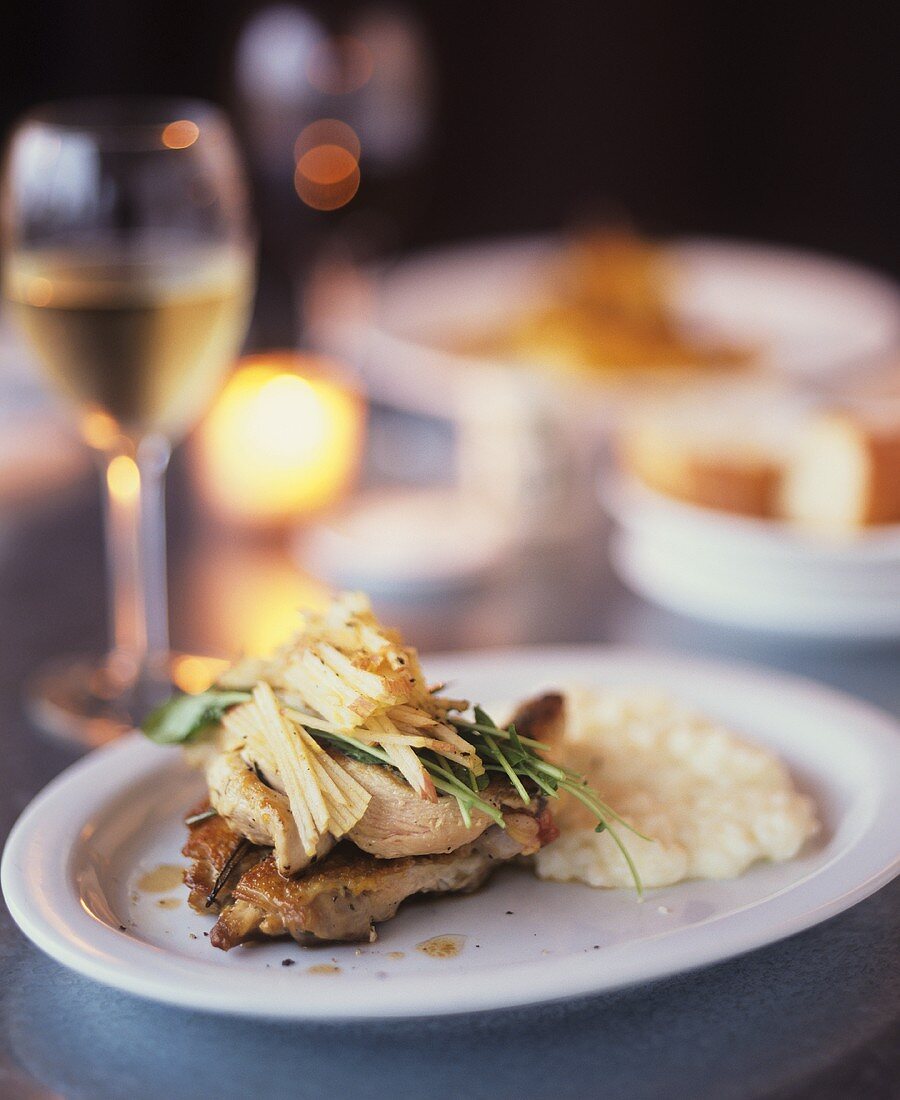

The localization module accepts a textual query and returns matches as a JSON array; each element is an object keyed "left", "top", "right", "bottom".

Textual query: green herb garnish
[
  {"left": 142, "top": 689, "right": 250, "bottom": 745},
  {"left": 449, "top": 707, "right": 647, "bottom": 895}
]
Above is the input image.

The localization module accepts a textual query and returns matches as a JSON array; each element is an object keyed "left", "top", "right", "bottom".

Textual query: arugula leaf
[
  {"left": 473, "top": 705, "right": 498, "bottom": 729},
  {"left": 142, "top": 690, "right": 250, "bottom": 745}
]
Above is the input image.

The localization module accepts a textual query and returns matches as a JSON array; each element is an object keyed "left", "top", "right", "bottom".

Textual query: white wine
[{"left": 4, "top": 243, "right": 253, "bottom": 438}]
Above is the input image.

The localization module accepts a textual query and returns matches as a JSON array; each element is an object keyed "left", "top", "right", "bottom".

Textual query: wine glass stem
[
  {"left": 137, "top": 434, "right": 173, "bottom": 677},
  {"left": 99, "top": 434, "right": 172, "bottom": 697}
]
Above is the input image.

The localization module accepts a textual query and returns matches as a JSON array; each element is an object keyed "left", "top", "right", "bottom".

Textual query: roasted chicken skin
[
  {"left": 184, "top": 797, "right": 558, "bottom": 947},
  {"left": 510, "top": 692, "right": 566, "bottom": 747},
  {"left": 182, "top": 802, "right": 263, "bottom": 913}
]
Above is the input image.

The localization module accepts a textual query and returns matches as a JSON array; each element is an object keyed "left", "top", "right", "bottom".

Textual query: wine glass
[{"left": 0, "top": 97, "right": 255, "bottom": 744}]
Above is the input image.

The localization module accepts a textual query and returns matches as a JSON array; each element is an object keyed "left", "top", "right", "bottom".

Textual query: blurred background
[
  {"left": 4, "top": 2, "right": 899, "bottom": 266},
  {"left": 1, "top": 0, "right": 899, "bottom": 701}
]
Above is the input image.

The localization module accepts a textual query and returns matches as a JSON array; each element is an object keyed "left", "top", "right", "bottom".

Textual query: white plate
[
  {"left": 3, "top": 647, "right": 899, "bottom": 1019},
  {"left": 316, "top": 235, "right": 900, "bottom": 420}
]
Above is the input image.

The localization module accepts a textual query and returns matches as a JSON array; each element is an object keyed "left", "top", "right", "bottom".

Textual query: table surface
[{"left": 1, "top": 469, "right": 898, "bottom": 1100}]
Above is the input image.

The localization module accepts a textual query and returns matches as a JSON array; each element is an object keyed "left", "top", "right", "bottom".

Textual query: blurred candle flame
[
  {"left": 297, "top": 144, "right": 359, "bottom": 185},
  {"left": 194, "top": 352, "right": 365, "bottom": 527},
  {"left": 25, "top": 276, "right": 53, "bottom": 307},
  {"left": 81, "top": 409, "right": 120, "bottom": 450},
  {"left": 171, "top": 654, "right": 229, "bottom": 694},
  {"left": 294, "top": 118, "right": 361, "bottom": 162},
  {"left": 182, "top": 538, "right": 330, "bottom": 658},
  {"left": 294, "top": 158, "right": 360, "bottom": 211}
]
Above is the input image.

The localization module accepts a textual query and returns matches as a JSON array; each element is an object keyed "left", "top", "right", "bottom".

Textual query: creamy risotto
[{"left": 533, "top": 687, "right": 819, "bottom": 889}]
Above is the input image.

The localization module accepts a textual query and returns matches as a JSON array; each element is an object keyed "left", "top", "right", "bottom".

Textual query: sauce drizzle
[
  {"left": 137, "top": 864, "right": 183, "bottom": 893},
  {"left": 415, "top": 934, "right": 465, "bottom": 959}
]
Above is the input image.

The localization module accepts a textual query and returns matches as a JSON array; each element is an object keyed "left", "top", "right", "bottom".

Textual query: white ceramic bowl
[{"left": 601, "top": 475, "right": 900, "bottom": 638}]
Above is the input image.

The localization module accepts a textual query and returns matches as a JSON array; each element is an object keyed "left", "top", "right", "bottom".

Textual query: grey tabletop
[{"left": 1, "top": 470, "right": 898, "bottom": 1100}]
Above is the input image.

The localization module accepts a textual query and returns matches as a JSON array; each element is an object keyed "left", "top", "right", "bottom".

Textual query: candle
[{"left": 194, "top": 351, "right": 365, "bottom": 527}]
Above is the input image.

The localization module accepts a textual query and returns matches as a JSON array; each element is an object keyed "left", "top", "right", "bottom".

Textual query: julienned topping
[
  {"left": 145, "top": 592, "right": 641, "bottom": 877},
  {"left": 142, "top": 592, "right": 642, "bottom": 947}
]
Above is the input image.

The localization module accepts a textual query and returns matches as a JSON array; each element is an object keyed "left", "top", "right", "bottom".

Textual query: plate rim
[{"left": 3, "top": 645, "right": 899, "bottom": 1020}]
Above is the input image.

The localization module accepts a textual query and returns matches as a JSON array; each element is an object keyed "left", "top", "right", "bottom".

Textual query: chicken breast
[
  {"left": 195, "top": 737, "right": 540, "bottom": 864},
  {"left": 343, "top": 756, "right": 529, "bottom": 858},
  {"left": 191, "top": 743, "right": 326, "bottom": 875}
]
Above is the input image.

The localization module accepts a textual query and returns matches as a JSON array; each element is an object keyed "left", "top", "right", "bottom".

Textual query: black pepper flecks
[{"left": 281, "top": 959, "right": 295, "bottom": 967}]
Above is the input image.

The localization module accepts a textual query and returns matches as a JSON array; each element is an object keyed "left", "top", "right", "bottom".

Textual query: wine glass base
[{"left": 25, "top": 652, "right": 229, "bottom": 748}]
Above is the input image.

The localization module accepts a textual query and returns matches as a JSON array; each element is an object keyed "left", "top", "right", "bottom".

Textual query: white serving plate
[
  {"left": 316, "top": 234, "right": 900, "bottom": 421},
  {"left": 3, "top": 647, "right": 899, "bottom": 1019}
]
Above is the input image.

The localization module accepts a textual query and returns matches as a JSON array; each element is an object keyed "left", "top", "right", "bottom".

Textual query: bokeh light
[
  {"left": 294, "top": 147, "right": 360, "bottom": 210},
  {"left": 195, "top": 351, "right": 365, "bottom": 527},
  {"left": 23, "top": 276, "right": 52, "bottom": 307},
  {"left": 183, "top": 539, "right": 330, "bottom": 658},
  {"left": 293, "top": 119, "right": 361, "bottom": 211},
  {"left": 80, "top": 409, "right": 120, "bottom": 450},
  {"left": 161, "top": 119, "right": 200, "bottom": 149},
  {"left": 106, "top": 454, "right": 140, "bottom": 503},
  {"left": 294, "top": 118, "right": 361, "bottom": 163},
  {"left": 171, "top": 654, "right": 228, "bottom": 695}
]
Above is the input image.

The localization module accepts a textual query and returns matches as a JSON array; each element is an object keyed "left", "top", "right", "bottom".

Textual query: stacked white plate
[{"left": 602, "top": 475, "right": 900, "bottom": 638}]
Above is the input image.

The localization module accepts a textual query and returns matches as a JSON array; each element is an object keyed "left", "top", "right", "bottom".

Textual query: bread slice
[
  {"left": 617, "top": 382, "right": 800, "bottom": 517},
  {"left": 618, "top": 370, "right": 900, "bottom": 528},
  {"left": 781, "top": 404, "right": 900, "bottom": 528},
  {"left": 620, "top": 425, "right": 781, "bottom": 517}
]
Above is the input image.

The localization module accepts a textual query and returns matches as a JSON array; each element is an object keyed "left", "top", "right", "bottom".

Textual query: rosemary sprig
[
  {"left": 184, "top": 807, "right": 219, "bottom": 827},
  {"left": 206, "top": 838, "right": 252, "bottom": 909}
]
